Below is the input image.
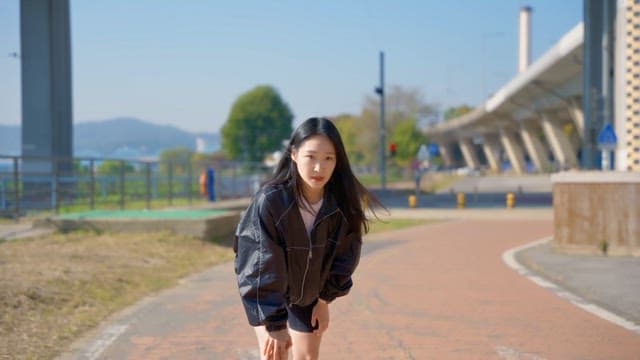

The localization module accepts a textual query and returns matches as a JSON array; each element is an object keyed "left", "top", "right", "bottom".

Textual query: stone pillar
[
  {"left": 519, "top": 123, "right": 551, "bottom": 173},
  {"left": 499, "top": 129, "right": 526, "bottom": 174},
  {"left": 481, "top": 136, "right": 502, "bottom": 173},
  {"left": 551, "top": 171, "right": 640, "bottom": 256},
  {"left": 20, "top": 0, "right": 73, "bottom": 174},
  {"left": 540, "top": 114, "right": 579, "bottom": 170},
  {"left": 458, "top": 138, "right": 480, "bottom": 170},
  {"left": 437, "top": 142, "right": 455, "bottom": 168}
]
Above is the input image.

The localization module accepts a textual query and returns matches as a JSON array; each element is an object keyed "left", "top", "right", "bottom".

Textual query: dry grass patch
[
  {"left": 0, "top": 230, "right": 233, "bottom": 360},
  {"left": 368, "top": 218, "right": 438, "bottom": 234}
]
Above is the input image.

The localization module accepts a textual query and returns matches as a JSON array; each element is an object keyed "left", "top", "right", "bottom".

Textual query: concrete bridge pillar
[
  {"left": 20, "top": 0, "right": 73, "bottom": 174},
  {"left": 458, "top": 138, "right": 480, "bottom": 170},
  {"left": 566, "top": 97, "right": 585, "bottom": 140},
  {"left": 499, "top": 129, "right": 526, "bottom": 174},
  {"left": 437, "top": 142, "right": 455, "bottom": 168},
  {"left": 540, "top": 114, "right": 579, "bottom": 170},
  {"left": 519, "top": 123, "right": 551, "bottom": 173},
  {"left": 481, "top": 136, "right": 502, "bottom": 173}
]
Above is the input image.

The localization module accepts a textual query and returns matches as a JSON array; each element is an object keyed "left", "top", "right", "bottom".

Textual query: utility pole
[{"left": 375, "top": 51, "right": 386, "bottom": 191}]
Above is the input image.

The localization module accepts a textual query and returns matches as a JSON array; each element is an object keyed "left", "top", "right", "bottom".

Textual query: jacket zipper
[{"left": 294, "top": 209, "right": 338, "bottom": 304}]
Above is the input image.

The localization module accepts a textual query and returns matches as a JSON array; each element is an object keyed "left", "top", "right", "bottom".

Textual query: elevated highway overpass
[
  {"left": 427, "top": 24, "right": 584, "bottom": 174},
  {"left": 426, "top": 1, "right": 639, "bottom": 174}
]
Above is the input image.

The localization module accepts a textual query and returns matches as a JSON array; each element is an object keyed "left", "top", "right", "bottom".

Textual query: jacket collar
[{"left": 284, "top": 180, "right": 341, "bottom": 220}]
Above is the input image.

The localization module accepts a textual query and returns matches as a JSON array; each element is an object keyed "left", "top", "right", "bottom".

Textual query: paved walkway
[{"left": 57, "top": 210, "right": 640, "bottom": 359}]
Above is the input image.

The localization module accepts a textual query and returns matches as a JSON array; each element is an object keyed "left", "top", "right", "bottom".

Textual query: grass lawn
[
  {"left": 368, "top": 218, "right": 437, "bottom": 233},
  {"left": 0, "top": 217, "right": 436, "bottom": 359}
]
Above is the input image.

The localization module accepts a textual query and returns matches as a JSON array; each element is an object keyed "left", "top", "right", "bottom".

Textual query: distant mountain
[
  {"left": 74, "top": 117, "right": 199, "bottom": 157},
  {"left": 0, "top": 118, "right": 220, "bottom": 158}
]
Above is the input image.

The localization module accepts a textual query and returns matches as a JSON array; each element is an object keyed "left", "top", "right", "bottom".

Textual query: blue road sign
[
  {"left": 429, "top": 144, "right": 439, "bottom": 156},
  {"left": 597, "top": 123, "right": 617, "bottom": 150}
]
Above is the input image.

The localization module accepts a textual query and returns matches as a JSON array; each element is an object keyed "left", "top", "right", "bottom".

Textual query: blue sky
[{"left": 0, "top": 0, "right": 582, "bottom": 133}]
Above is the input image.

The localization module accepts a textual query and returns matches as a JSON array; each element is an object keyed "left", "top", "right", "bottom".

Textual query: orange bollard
[
  {"left": 408, "top": 195, "right": 417, "bottom": 208},
  {"left": 506, "top": 192, "right": 515, "bottom": 208},
  {"left": 457, "top": 192, "right": 465, "bottom": 209}
]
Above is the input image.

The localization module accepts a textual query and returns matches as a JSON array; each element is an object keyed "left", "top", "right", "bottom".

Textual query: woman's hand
[
  {"left": 263, "top": 329, "right": 291, "bottom": 360},
  {"left": 311, "top": 299, "right": 330, "bottom": 336}
]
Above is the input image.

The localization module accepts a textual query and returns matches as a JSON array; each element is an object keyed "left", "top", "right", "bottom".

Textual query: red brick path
[{"left": 74, "top": 219, "right": 640, "bottom": 359}]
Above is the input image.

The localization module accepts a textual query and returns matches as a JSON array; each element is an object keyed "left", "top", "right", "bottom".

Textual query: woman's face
[{"left": 291, "top": 135, "right": 337, "bottom": 200}]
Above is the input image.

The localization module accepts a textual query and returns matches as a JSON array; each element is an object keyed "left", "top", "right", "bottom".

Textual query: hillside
[{"left": 0, "top": 118, "right": 220, "bottom": 158}]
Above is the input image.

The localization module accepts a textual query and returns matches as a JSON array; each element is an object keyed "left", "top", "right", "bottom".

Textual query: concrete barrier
[
  {"left": 551, "top": 171, "right": 640, "bottom": 256},
  {"left": 34, "top": 211, "right": 241, "bottom": 241}
]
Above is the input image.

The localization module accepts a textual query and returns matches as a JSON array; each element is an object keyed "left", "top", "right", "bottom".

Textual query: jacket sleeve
[
  {"left": 319, "top": 231, "right": 362, "bottom": 303},
  {"left": 234, "top": 193, "right": 288, "bottom": 331}
]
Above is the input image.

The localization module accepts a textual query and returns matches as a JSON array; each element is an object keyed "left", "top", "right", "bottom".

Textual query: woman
[{"left": 234, "top": 117, "right": 382, "bottom": 360}]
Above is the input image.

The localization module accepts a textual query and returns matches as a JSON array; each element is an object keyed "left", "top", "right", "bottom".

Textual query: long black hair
[{"left": 266, "top": 117, "right": 382, "bottom": 235}]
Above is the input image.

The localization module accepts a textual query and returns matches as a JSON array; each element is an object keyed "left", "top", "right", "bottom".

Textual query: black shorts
[{"left": 287, "top": 299, "right": 319, "bottom": 333}]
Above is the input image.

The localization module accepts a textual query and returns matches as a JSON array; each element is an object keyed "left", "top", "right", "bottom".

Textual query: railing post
[
  {"left": 54, "top": 157, "right": 60, "bottom": 215},
  {"left": 187, "top": 161, "right": 193, "bottom": 205},
  {"left": 89, "top": 159, "right": 95, "bottom": 210},
  {"left": 168, "top": 161, "right": 173, "bottom": 206},
  {"left": 232, "top": 162, "right": 237, "bottom": 197},
  {"left": 119, "top": 160, "right": 125, "bottom": 210},
  {"left": 13, "top": 157, "right": 19, "bottom": 221},
  {"left": 145, "top": 162, "right": 151, "bottom": 210}
]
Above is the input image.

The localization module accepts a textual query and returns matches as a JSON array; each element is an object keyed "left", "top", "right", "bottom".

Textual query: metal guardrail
[{"left": 0, "top": 155, "right": 270, "bottom": 219}]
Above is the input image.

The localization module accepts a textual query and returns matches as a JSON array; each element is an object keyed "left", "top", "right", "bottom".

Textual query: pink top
[{"left": 299, "top": 198, "right": 323, "bottom": 237}]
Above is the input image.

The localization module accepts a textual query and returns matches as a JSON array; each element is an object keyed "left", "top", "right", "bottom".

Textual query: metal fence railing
[{"left": 0, "top": 154, "right": 271, "bottom": 219}]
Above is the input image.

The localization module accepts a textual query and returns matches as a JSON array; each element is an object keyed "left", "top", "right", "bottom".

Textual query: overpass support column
[
  {"left": 540, "top": 114, "right": 579, "bottom": 170},
  {"left": 20, "top": 0, "right": 73, "bottom": 174},
  {"left": 519, "top": 123, "right": 550, "bottom": 172},
  {"left": 437, "top": 142, "right": 455, "bottom": 168},
  {"left": 481, "top": 137, "right": 502, "bottom": 173},
  {"left": 499, "top": 129, "right": 526, "bottom": 174},
  {"left": 458, "top": 138, "right": 480, "bottom": 169},
  {"left": 567, "top": 97, "right": 585, "bottom": 140}
]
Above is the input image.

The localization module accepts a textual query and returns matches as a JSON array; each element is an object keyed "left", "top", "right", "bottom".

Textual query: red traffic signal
[{"left": 390, "top": 143, "right": 397, "bottom": 157}]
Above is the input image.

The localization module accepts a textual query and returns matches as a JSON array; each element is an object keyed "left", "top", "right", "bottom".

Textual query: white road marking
[
  {"left": 83, "top": 324, "right": 129, "bottom": 360},
  {"left": 495, "top": 345, "right": 547, "bottom": 360},
  {"left": 502, "top": 237, "right": 640, "bottom": 335}
]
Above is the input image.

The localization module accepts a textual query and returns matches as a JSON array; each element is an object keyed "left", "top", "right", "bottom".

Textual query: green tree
[
  {"left": 221, "top": 85, "right": 293, "bottom": 162},
  {"left": 332, "top": 114, "right": 365, "bottom": 166},
  {"left": 73, "top": 160, "right": 90, "bottom": 175},
  {"left": 358, "top": 86, "right": 437, "bottom": 167},
  {"left": 389, "top": 119, "right": 428, "bottom": 167},
  {"left": 443, "top": 104, "right": 473, "bottom": 121},
  {"left": 159, "top": 147, "right": 194, "bottom": 175},
  {"left": 97, "top": 160, "right": 135, "bottom": 176}
]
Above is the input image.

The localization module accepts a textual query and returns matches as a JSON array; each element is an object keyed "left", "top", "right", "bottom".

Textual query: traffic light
[{"left": 390, "top": 143, "right": 397, "bottom": 157}]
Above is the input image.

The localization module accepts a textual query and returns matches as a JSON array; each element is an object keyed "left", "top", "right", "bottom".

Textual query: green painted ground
[{"left": 55, "top": 209, "right": 229, "bottom": 220}]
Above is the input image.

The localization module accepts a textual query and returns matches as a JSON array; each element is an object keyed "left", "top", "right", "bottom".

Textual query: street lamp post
[{"left": 375, "top": 51, "right": 386, "bottom": 191}]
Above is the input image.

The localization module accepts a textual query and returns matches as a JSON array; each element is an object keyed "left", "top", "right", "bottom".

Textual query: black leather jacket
[{"left": 234, "top": 181, "right": 362, "bottom": 331}]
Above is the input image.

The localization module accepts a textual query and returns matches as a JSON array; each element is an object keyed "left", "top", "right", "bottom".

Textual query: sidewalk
[
  {"left": 56, "top": 208, "right": 640, "bottom": 359},
  {"left": 516, "top": 239, "right": 640, "bottom": 326}
]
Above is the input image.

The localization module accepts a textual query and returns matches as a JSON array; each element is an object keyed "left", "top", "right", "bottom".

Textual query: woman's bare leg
[{"left": 289, "top": 328, "right": 322, "bottom": 360}]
